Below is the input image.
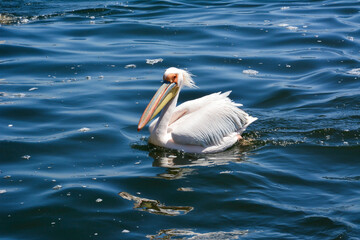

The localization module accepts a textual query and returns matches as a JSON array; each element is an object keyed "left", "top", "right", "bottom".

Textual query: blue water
[{"left": 1, "top": 0, "right": 360, "bottom": 239}]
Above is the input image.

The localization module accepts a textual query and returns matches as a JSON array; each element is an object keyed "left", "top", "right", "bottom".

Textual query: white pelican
[{"left": 138, "top": 67, "right": 257, "bottom": 153}]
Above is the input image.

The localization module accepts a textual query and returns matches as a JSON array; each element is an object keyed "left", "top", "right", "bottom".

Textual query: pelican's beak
[{"left": 138, "top": 82, "right": 179, "bottom": 131}]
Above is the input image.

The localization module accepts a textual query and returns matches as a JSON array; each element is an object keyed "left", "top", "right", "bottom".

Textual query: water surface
[{"left": 1, "top": 0, "right": 360, "bottom": 239}]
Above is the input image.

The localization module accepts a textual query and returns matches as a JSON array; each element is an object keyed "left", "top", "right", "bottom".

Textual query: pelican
[{"left": 138, "top": 67, "right": 257, "bottom": 153}]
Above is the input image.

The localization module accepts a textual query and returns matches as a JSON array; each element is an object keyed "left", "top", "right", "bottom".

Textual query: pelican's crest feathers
[{"left": 164, "top": 67, "right": 197, "bottom": 88}]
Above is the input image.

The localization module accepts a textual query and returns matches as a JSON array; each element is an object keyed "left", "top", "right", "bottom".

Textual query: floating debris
[
  {"left": 122, "top": 230, "right": 130, "bottom": 233},
  {"left": 177, "top": 187, "right": 194, "bottom": 192},
  {"left": 52, "top": 185, "right": 62, "bottom": 190},
  {"left": 95, "top": 198, "right": 103, "bottom": 203},
  {"left": 146, "top": 58, "right": 163, "bottom": 65},
  {"left": 242, "top": 69, "right": 259, "bottom": 75},
  {"left": 8, "top": 124, "right": 13, "bottom": 127},
  {"left": 0, "top": 13, "right": 17, "bottom": 25},
  {"left": 147, "top": 229, "right": 249, "bottom": 239},
  {"left": 125, "top": 64, "right": 136, "bottom": 69},
  {"left": 22, "top": 155, "right": 31, "bottom": 160},
  {"left": 28, "top": 87, "right": 38, "bottom": 91},
  {"left": 347, "top": 68, "right": 360, "bottom": 76},
  {"left": 119, "top": 192, "right": 193, "bottom": 216},
  {"left": 78, "top": 127, "right": 90, "bottom": 132}
]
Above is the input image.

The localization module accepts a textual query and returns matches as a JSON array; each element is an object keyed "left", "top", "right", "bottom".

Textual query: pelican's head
[
  {"left": 137, "top": 67, "right": 196, "bottom": 131},
  {"left": 163, "top": 67, "right": 196, "bottom": 89}
]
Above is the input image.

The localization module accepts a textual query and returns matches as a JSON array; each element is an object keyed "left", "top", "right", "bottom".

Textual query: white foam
[
  {"left": 52, "top": 185, "right": 62, "bottom": 190},
  {"left": 278, "top": 23, "right": 298, "bottom": 31},
  {"left": 124, "top": 64, "right": 136, "bottom": 69},
  {"left": 286, "top": 26, "right": 298, "bottom": 31},
  {"left": 347, "top": 68, "right": 360, "bottom": 76},
  {"left": 243, "top": 69, "right": 259, "bottom": 75},
  {"left": 78, "top": 127, "right": 90, "bottom": 132},
  {"left": 20, "top": 18, "right": 29, "bottom": 24},
  {"left": 146, "top": 58, "right": 163, "bottom": 65},
  {"left": 13, "top": 93, "right": 26, "bottom": 98}
]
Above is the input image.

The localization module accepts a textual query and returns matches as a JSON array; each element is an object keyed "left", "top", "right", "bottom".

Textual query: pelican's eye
[
  {"left": 164, "top": 73, "right": 178, "bottom": 84},
  {"left": 171, "top": 74, "right": 178, "bottom": 84}
]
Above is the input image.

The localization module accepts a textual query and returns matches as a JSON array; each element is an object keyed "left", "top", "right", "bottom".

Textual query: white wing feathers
[{"left": 169, "top": 91, "right": 257, "bottom": 147}]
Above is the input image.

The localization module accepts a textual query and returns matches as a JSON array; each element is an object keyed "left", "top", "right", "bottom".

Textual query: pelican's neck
[{"left": 152, "top": 89, "right": 180, "bottom": 142}]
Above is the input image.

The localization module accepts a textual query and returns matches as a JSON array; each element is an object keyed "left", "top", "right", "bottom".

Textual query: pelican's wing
[
  {"left": 149, "top": 92, "right": 233, "bottom": 133},
  {"left": 170, "top": 92, "right": 257, "bottom": 147}
]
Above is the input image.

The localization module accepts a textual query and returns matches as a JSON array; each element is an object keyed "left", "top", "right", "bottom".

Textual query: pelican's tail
[{"left": 238, "top": 114, "right": 257, "bottom": 135}]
